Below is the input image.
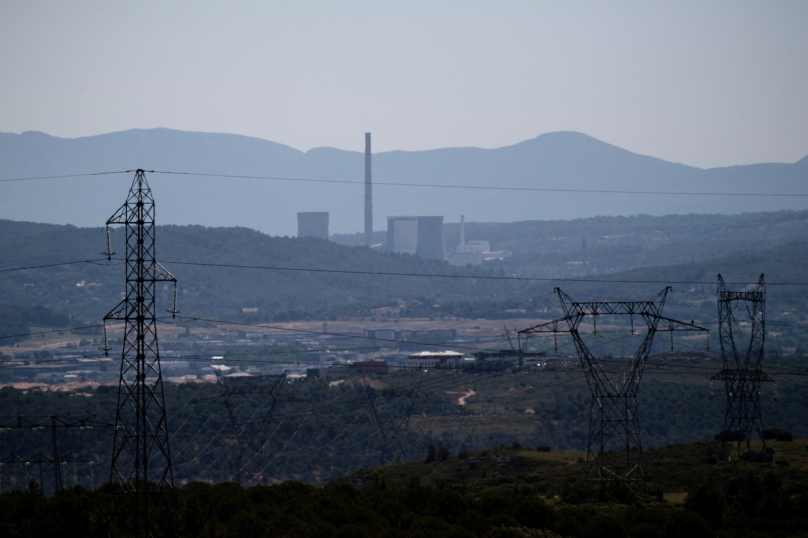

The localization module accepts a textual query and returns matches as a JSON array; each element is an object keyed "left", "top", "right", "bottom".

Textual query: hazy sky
[{"left": 1, "top": 1, "right": 806, "bottom": 168}]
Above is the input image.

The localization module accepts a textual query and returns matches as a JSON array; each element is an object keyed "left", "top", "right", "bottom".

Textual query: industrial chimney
[
  {"left": 460, "top": 215, "right": 465, "bottom": 247},
  {"left": 364, "top": 133, "right": 372, "bottom": 247}
]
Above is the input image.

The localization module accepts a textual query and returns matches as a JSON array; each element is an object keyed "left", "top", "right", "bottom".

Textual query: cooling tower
[
  {"left": 297, "top": 212, "right": 329, "bottom": 240},
  {"left": 416, "top": 216, "right": 446, "bottom": 261},
  {"left": 386, "top": 216, "right": 417, "bottom": 254}
]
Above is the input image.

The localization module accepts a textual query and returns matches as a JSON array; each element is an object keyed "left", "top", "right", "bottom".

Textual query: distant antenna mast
[{"left": 364, "top": 132, "right": 373, "bottom": 247}]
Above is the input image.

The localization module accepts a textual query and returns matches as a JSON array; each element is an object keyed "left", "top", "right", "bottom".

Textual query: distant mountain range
[{"left": 1, "top": 129, "right": 806, "bottom": 236}]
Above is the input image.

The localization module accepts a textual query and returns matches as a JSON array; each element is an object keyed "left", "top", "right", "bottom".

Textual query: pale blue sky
[{"left": 1, "top": 1, "right": 806, "bottom": 168}]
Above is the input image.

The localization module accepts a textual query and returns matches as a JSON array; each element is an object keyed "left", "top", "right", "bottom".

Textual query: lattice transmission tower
[
  {"left": 102, "top": 170, "right": 180, "bottom": 536},
  {"left": 519, "top": 287, "right": 708, "bottom": 498},
  {"left": 711, "top": 274, "right": 773, "bottom": 459},
  {"left": 208, "top": 371, "right": 286, "bottom": 486}
]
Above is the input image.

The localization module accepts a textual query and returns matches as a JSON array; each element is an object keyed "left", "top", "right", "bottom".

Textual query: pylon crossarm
[
  {"left": 518, "top": 317, "right": 572, "bottom": 335},
  {"left": 0, "top": 415, "right": 113, "bottom": 429},
  {"left": 653, "top": 316, "right": 709, "bottom": 333},
  {"left": 146, "top": 260, "right": 177, "bottom": 282},
  {"left": 106, "top": 203, "right": 129, "bottom": 225},
  {"left": 103, "top": 299, "right": 129, "bottom": 321}
]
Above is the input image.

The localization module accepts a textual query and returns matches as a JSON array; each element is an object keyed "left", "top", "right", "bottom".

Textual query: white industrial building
[{"left": 405, "top": 351, "right": 464, "bottom": 370}]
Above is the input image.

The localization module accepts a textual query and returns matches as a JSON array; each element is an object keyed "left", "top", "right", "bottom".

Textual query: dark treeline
[
  {"left": 3, "top": 447, "right": 808, "bottom": 537},
  {"left": 1, "top": 359, "right": 806, "bottom": 494}
]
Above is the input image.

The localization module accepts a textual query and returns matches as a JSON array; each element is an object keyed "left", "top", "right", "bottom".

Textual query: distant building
[
  {"left": 353, "top": 360, "right": 389, "bottom": 374},
  {"left": 457, "top": 240, "right": 490, "bottom": 254},
  {"left": 220, "top": 372, "right": 285, "bottom": 385},
  {"left": 416, "top": 216, "right": 446, "bottom": 261},
  {"left": 386, "top": 216, "right": 418, "bottom": 254},
  {"left": 447, "top": 216, "right": 510, "bottom": 266},
  {"left": 297, "top": 212, "right": 329, "bottom": 240},
  {"left": 306, "top": 364, "right": 352, "bottom": 379},
  {"left": 406, "top": 351, "right": 464, "bottom": 370},
  {"left": 363, "top": 328, "right": 457, "bottom": 340}
]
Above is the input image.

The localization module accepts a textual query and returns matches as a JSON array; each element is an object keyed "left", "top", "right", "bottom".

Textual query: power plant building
[
  {"left": 297, "top": 212, "right": 329, "bottom": 240},
  {"left": 416, "top": 216, "right": 446, "bottom": 261},
  {"left": 447, "top": 215, "right": 511, "bottom": 266},
  {"left": 385, "top": 216, "right": 446, "bottom": 261},
  {"left": 386, "top": 216, "right": 418, "bottom": 255}
]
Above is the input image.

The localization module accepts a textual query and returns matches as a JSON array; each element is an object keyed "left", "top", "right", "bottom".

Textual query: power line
[
  {"left": 2, "top": 168, "right": 807, "bottom": 198},
  {"left": 157, "top": 258, "right": 808, "bottom": 286},
  {"left": 0, "top": 258, "right": 114, "bottom": 273},
  {"left": 148, "top": 170, "right": 808, "bottom": 198},
  {"left": 5, "top": 254, "right": 808, "bottom": 286},
  {"left": 0, "top": 171, "right": 134, "bottom": 183},
  {"left": 0, "top": 321, "right": 120, "bottom": 341}
]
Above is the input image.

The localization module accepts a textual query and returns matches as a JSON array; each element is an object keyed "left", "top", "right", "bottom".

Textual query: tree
[
  {"left": 425, "top": 444, "right": 436, "bottom": 463},
  {"left": 437, "top": 445, "right": 450, "bottom": 462}
]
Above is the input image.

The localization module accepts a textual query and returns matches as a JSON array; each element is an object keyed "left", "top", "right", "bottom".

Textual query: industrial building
[
  {"left": 385, "top": 215, "right": 446, "bottom": 261},
  {"left": 306, "top": 360, "right": 389, "bottom": 378},
  {"left": 353, "top": 360, "right": 389, "bottom": 374},
  {"left": 306, "top": 364, "right": 352, "bottom": 379},
  {"left": 386, "top": 216, "right": 418, "bottom": 254},
  {"left": 297, "top": 212, "right": 329, "bottom": 240},
  {"left": 405, "top": 351, "right": 464, "bottom": 370},
  {"left": 447, "top": 215, "right": 511, "bottom": 266},
  {"left": 416, "top": 216, "right": 446, "bottom": 261}
]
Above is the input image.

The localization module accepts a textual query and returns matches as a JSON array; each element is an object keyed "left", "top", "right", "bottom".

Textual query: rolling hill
[{"left": 1, "top": 129, "right": 806, "bottom": 236}]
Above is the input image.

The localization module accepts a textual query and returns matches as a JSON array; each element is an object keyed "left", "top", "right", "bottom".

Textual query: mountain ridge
[{"left": 1, "top": 128, "right": 806, "bottom": 235}]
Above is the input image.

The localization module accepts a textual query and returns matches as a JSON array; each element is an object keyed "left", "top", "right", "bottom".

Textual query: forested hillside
[
  {"left": 4, "top": 438, "right": 808, "bottom": 538},
  {"left": 0, "top": 220, "right": 519, "bottom": 326},
  {"left": 333, "top": 210, "right": 808, "bottom": 278},
  {"left": 0, "top": 356, "right": 805, "bottom": 490},
  {"left": 3, "top": 217, "right": 808, "bottom": 351}
]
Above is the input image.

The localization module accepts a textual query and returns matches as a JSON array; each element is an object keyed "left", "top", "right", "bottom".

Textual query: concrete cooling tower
[
  {"left": 416, "top": 216, "right": 446, "bottom": 261},
  {"left": 386, "top": 216, "right": 418, "bottom": 255},
  {"left": 297, "top": 212, "right": 329, "bottom": 240}
]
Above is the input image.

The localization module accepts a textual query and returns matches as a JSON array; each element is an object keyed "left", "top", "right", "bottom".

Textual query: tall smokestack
[
  {"left": 364, "top": 133, "right": 372, "bottom": 247},
  {"left": 460, "top": 215, "right": 465, "bottom": 246}
]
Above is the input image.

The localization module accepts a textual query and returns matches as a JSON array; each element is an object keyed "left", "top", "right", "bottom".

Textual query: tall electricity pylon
[
  {"left": 104, "top": 170, "right": 178, "bottom": 536},
  {"left": 519, "top": 287, "right": 708, "bottom": 499},
  {"left": 208, "top": 371, "right": 286, "bottom": 486},
  {"left": 712, "top": 274, "right": 772, "bottom": 459}
]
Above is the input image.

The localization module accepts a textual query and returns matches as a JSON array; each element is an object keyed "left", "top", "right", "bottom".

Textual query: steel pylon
[
  {"left": 104, "top": 170, "right": 177, "bottom": 536},
  {"left": 519, "top": 287, "right": 708, "bottom": 499},
  {"left": 211, "top": 371, "right": 286, "bottom": 486},
  {"left": 711, "top": 274, "right": 772, "bottom": 459}
]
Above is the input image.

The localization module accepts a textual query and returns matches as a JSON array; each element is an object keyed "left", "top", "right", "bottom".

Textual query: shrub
[
  {"left": 713, "top": 430, "right": 744, "bottom": 442},
  {"left": 535, "top": 446, "right": 551, "bottom": 452},
  {"left": 666, "top": 510, "right": 713, "bottom": 538},
  {"left": 582, "top": 517, "right": 627, "bottom": 538},
  {"left": 762, "top": 427, "right": 794, "bottom": 442},
  {"left": 438, "top": 446, "right": 450, "bottom": 462},
  {"left": 684, "top": 480, "right": 725, "bottom": 528}
]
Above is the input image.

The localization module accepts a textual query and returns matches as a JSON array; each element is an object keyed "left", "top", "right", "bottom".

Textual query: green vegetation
[
  {"left": 0, "top": 220, "right": 519, "bottom": 331},
  {"left": 0, "top": 358, "right": 805, "bottom": 489},
  {"left": 0, "top": 304, "right": 68, "bottom": 345},
  {"left": 443, "top": 210, "right": 808, "bottom": 256},
  {"left": 2, "top": 437, "right": 808, "bottom": 537}
]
